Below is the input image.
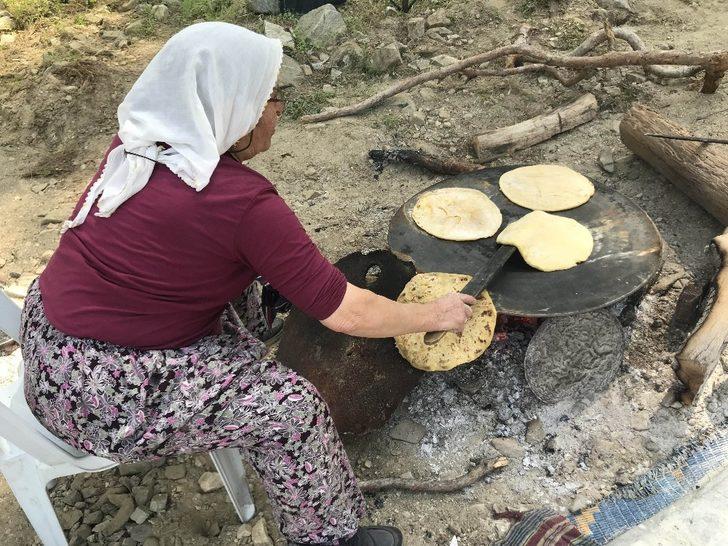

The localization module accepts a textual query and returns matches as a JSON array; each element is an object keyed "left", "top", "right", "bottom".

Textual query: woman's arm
[{"left": 321, "top": 282, "right": 475, "bottom": 338}]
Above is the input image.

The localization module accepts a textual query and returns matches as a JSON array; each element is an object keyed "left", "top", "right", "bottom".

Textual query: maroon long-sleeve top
[{"left": 39, "top": 137, "right": 346, "bottom": 349}]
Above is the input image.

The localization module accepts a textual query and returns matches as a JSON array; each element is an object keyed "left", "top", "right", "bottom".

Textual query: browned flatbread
[{"left": 395, "top": 272, "right": 497, "bottom": 371}]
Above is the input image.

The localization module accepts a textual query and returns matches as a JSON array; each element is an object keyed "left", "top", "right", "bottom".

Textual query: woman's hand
[{"left": 427, "top": 292, "right": 476, "bottom": 333}]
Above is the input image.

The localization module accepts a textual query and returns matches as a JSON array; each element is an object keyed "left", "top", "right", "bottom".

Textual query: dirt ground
[{"left": 1, "top": 0, "right": 727, "bottom": 544}]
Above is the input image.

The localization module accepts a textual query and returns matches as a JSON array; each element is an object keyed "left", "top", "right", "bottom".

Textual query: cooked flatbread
[
  {"left": 499, "top": 164, "right": 594, "bottom": 211},
  {"left": 496, "top": 211, "right": 593, "bottom": 272},
  {"left": 411, "top": 188, "right": 502, "bottom": 241},
  {"left": 395, "top": 273, "right": 497, "bottom": 372}
]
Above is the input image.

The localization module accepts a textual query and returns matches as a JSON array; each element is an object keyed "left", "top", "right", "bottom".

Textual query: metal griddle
[{"left": 388, "top": 165, "right": 663, "bottom": 317}]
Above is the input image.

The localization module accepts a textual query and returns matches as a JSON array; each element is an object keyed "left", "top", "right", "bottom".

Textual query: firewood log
[{"left": 471, "top": 93, "right": 598, "bottom": 162}]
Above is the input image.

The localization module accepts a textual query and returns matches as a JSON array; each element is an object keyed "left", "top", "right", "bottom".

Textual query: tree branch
[
  {"left": 299, "top": 27, "right": 727, "bottom": 124},
  {"left": 359, "top": 457, "right": 508, "bottom": 493}
]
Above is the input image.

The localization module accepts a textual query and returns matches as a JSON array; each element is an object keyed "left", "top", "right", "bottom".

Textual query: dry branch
[
  {"left": 359, "top": 457, "right": 508, "bottom": 493},
  {"left": 472, "top": 93, "right": 598, "bottom": 162},
  {"left": 504, "top": 24, "right": 535, "bottom": 69},
  {"left": 368, "top": 148, "right": 481, "bottom": 175},
  {"left": 300, "top": 29, "right": 727, "bottom": 124}
]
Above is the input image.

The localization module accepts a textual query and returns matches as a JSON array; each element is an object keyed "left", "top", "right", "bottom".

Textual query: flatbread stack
[
  {"left": 496, "top": 210, "right": 594, "bottom": 272},
  {"left": 499, "top": 164, "right": 594, "bottom": 212},
  {"left": 395, "top": 272, "right": 497, "bottom": 371},
  {"left": 411, "top": 187, "right": 502, "bottom": 241}
]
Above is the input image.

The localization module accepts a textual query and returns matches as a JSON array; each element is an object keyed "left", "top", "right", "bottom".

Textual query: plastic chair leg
[
  {"left": 209, "top": 448, "right": 256, "bottom": 523},
  {"left": 1, "top": 454, "right": 68, "bottom": 546}
]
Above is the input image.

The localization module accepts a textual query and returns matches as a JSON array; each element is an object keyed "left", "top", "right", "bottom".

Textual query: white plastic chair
[{"left": 0, "top": 291, "right": 255, "bottom": 546}]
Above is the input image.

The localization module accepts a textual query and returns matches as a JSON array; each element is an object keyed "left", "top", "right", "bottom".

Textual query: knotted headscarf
[{"left": 63, "top": 22, "right": 283, "bottom": 231}]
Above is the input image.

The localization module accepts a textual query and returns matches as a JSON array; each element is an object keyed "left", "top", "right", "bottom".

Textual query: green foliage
[
  {"left": 284, "top": 90, "right": 334, "bottom": 120},
  {"left": 133, "top": 4, "right": 159, "bottom": 37},
  {"left": 516, "top": 0, "right": 550, "bottom": 16},
  {"left": 293, "top": 35, "right": 312, "bottom": 53},
  {"left": 378, "top": 113, "right": 400, "bottom": 130},
  {"left": 5, "top": 0, "right": 60, "bottom": 27},
  {"left": 177, "top": 0, "right": 249, "bottom": 24}
]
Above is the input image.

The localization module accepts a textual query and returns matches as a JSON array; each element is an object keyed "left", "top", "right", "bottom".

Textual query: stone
[
  {"left": 294, "top": 4, "right": 347, "bottom": 49},
  {"left": 389, "top": 418, "right": 426, "bottom": 444},
  {"left": 426, "top": 9, "right": 451, "bottom": 28},
  {"left": 409, "top": 110, "right": 426, "bottom": 125},
  {"left": 524, "top": 311, "right": 624, "bottom": 404},
  {"left": 370, "top": 43, "right": 402, "bottom": 73},
  {"left": 264, "top": 21, "right": 294, "bottom": 50},
  {"left": 101, "top": 30, "right": 126, "bottom": 42},
  {"left": 125, "top": 20, "right": 145, "bottom": 36},
  {"left": 407, "top": 17, "right": 426, "bottom": 40},
  {"left": 596, "top": 0, "right": 635, "bottom": 12},
  {"left": 129, "top": 524, "right": 154, "bottom": 542},
  {"left": 525, "top": 419, "right": 546, "bottom": 445},
  {"left": 132, "top": 485, "right": 152, "bottom": 506},
  {"left": 598, "top": 149, "right": 615, "bottom": 173},
  {"left": 302, "top": 64, "right": 313, "bottom": 76},
  {"left": 251, "top": 519, "right": 274, "bottom": 546},
  {"left": 431, "top": 54, "right": 458, "bottom": 67},
  {"left": 118, "top": 0, "right": 139, "bottom": 11},
  {"left": 490, "top": 437, "right": 525, "bottom": 459},
  {"left": 63, "top": 488, "right": 83, "bottom": 506},
  {"left": 151, "top": 4, "right": 169, "bottom": 20},
  {"left": 59, "top": 508, "right": 84, "bottom": 530},
  {"left": 143, "top": 539, "right": 160, "bottom": 546},
  {"left": 164, "top": 464, "right": 186, "bottom": 480},
  {"left": 149, "top": 493, "right": 168, "bottom": 513},
  {"left": 652, "top": 272, "right": 687, "bottom": 294},
  {"left": 70, "top": 524, "right": 92, "bottom": 543},
  {"left": 277, "top": 55, "right": 305, "bottom": 88},
  {"left": 247, "top": 0, "right": 279, "bottom": 14},
  {"left": 238, "top": 524, "right": 253, "bottom": 539},
  {"left": 322, "top": 83, "right": 335, "bottom": 93},
  {"left": 0, "top": 14, "right": 15, "bottom": 31},
  {"left": 0, "top": 32, "right": 15, "bottom": 44},
  {"left": 426, "top": 27, "right": 453, "bottom": 42},
  {"left": 84, "top": 510, "right": 104, "bottom": 525},
  {"left": 203, "top": 519, "right": 221, "bottom": 537},
  {"left": 330, "top": 40, "right": 363, "bottom": 67},
  {"left": 102, "top": 494, "right": 135, "bottom": 534},
  {"left": 330, "top": 68, "right": 342, "bottom": 80},
  {"left": 570, "top": 492, "right": 593, "bottom": 513},
  {"left": 130, "top": 507, "right": 150, "bottom": 524},
  {"left": 198, "top": 471, "right": 224, "bottom": 493}
]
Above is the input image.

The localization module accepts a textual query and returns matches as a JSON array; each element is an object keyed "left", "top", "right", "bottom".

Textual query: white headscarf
[{"left": 63, "top": 22, "right": 283, "bottom": 232}]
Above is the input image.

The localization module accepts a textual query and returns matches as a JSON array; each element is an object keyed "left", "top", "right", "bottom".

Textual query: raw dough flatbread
[
  {"left": 496, "top": 211, "right": 593, "bottom": 272},
  {"left": 395, "top": 273, "right": 497, "bottom": 372},
  {"left": 499, "top": 164, "right": 594, "bottom": 212},
  {"left": 411, "top": 188, "right": 502, "bottom": 241}
]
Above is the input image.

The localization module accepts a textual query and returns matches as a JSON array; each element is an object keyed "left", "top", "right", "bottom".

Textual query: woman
[{"left": 20, "top": 23, "right": 475, "bottom": 546}]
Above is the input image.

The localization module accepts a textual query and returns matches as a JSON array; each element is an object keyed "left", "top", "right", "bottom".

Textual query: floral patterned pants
[{"left": 21, "top": 280, "right": 365, "bottom": 544}]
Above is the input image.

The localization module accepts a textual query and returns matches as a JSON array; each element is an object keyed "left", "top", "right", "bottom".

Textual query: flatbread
[
  {"left": 411, "top": 188, "right": 502, "bottom": 241},
  {"left": 496, "top": 211, "right": 593, "bottom": 272},
  {"left": 394, "top": 273, "right": 497, "bottom": 372},
  {"left": 499, "top": 164, "right": 594, "bottom": 211}
]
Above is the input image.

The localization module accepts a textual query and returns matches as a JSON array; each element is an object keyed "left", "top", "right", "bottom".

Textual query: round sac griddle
[{"left": 388, "top": 166, "right": 663, "bottom": 317}]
